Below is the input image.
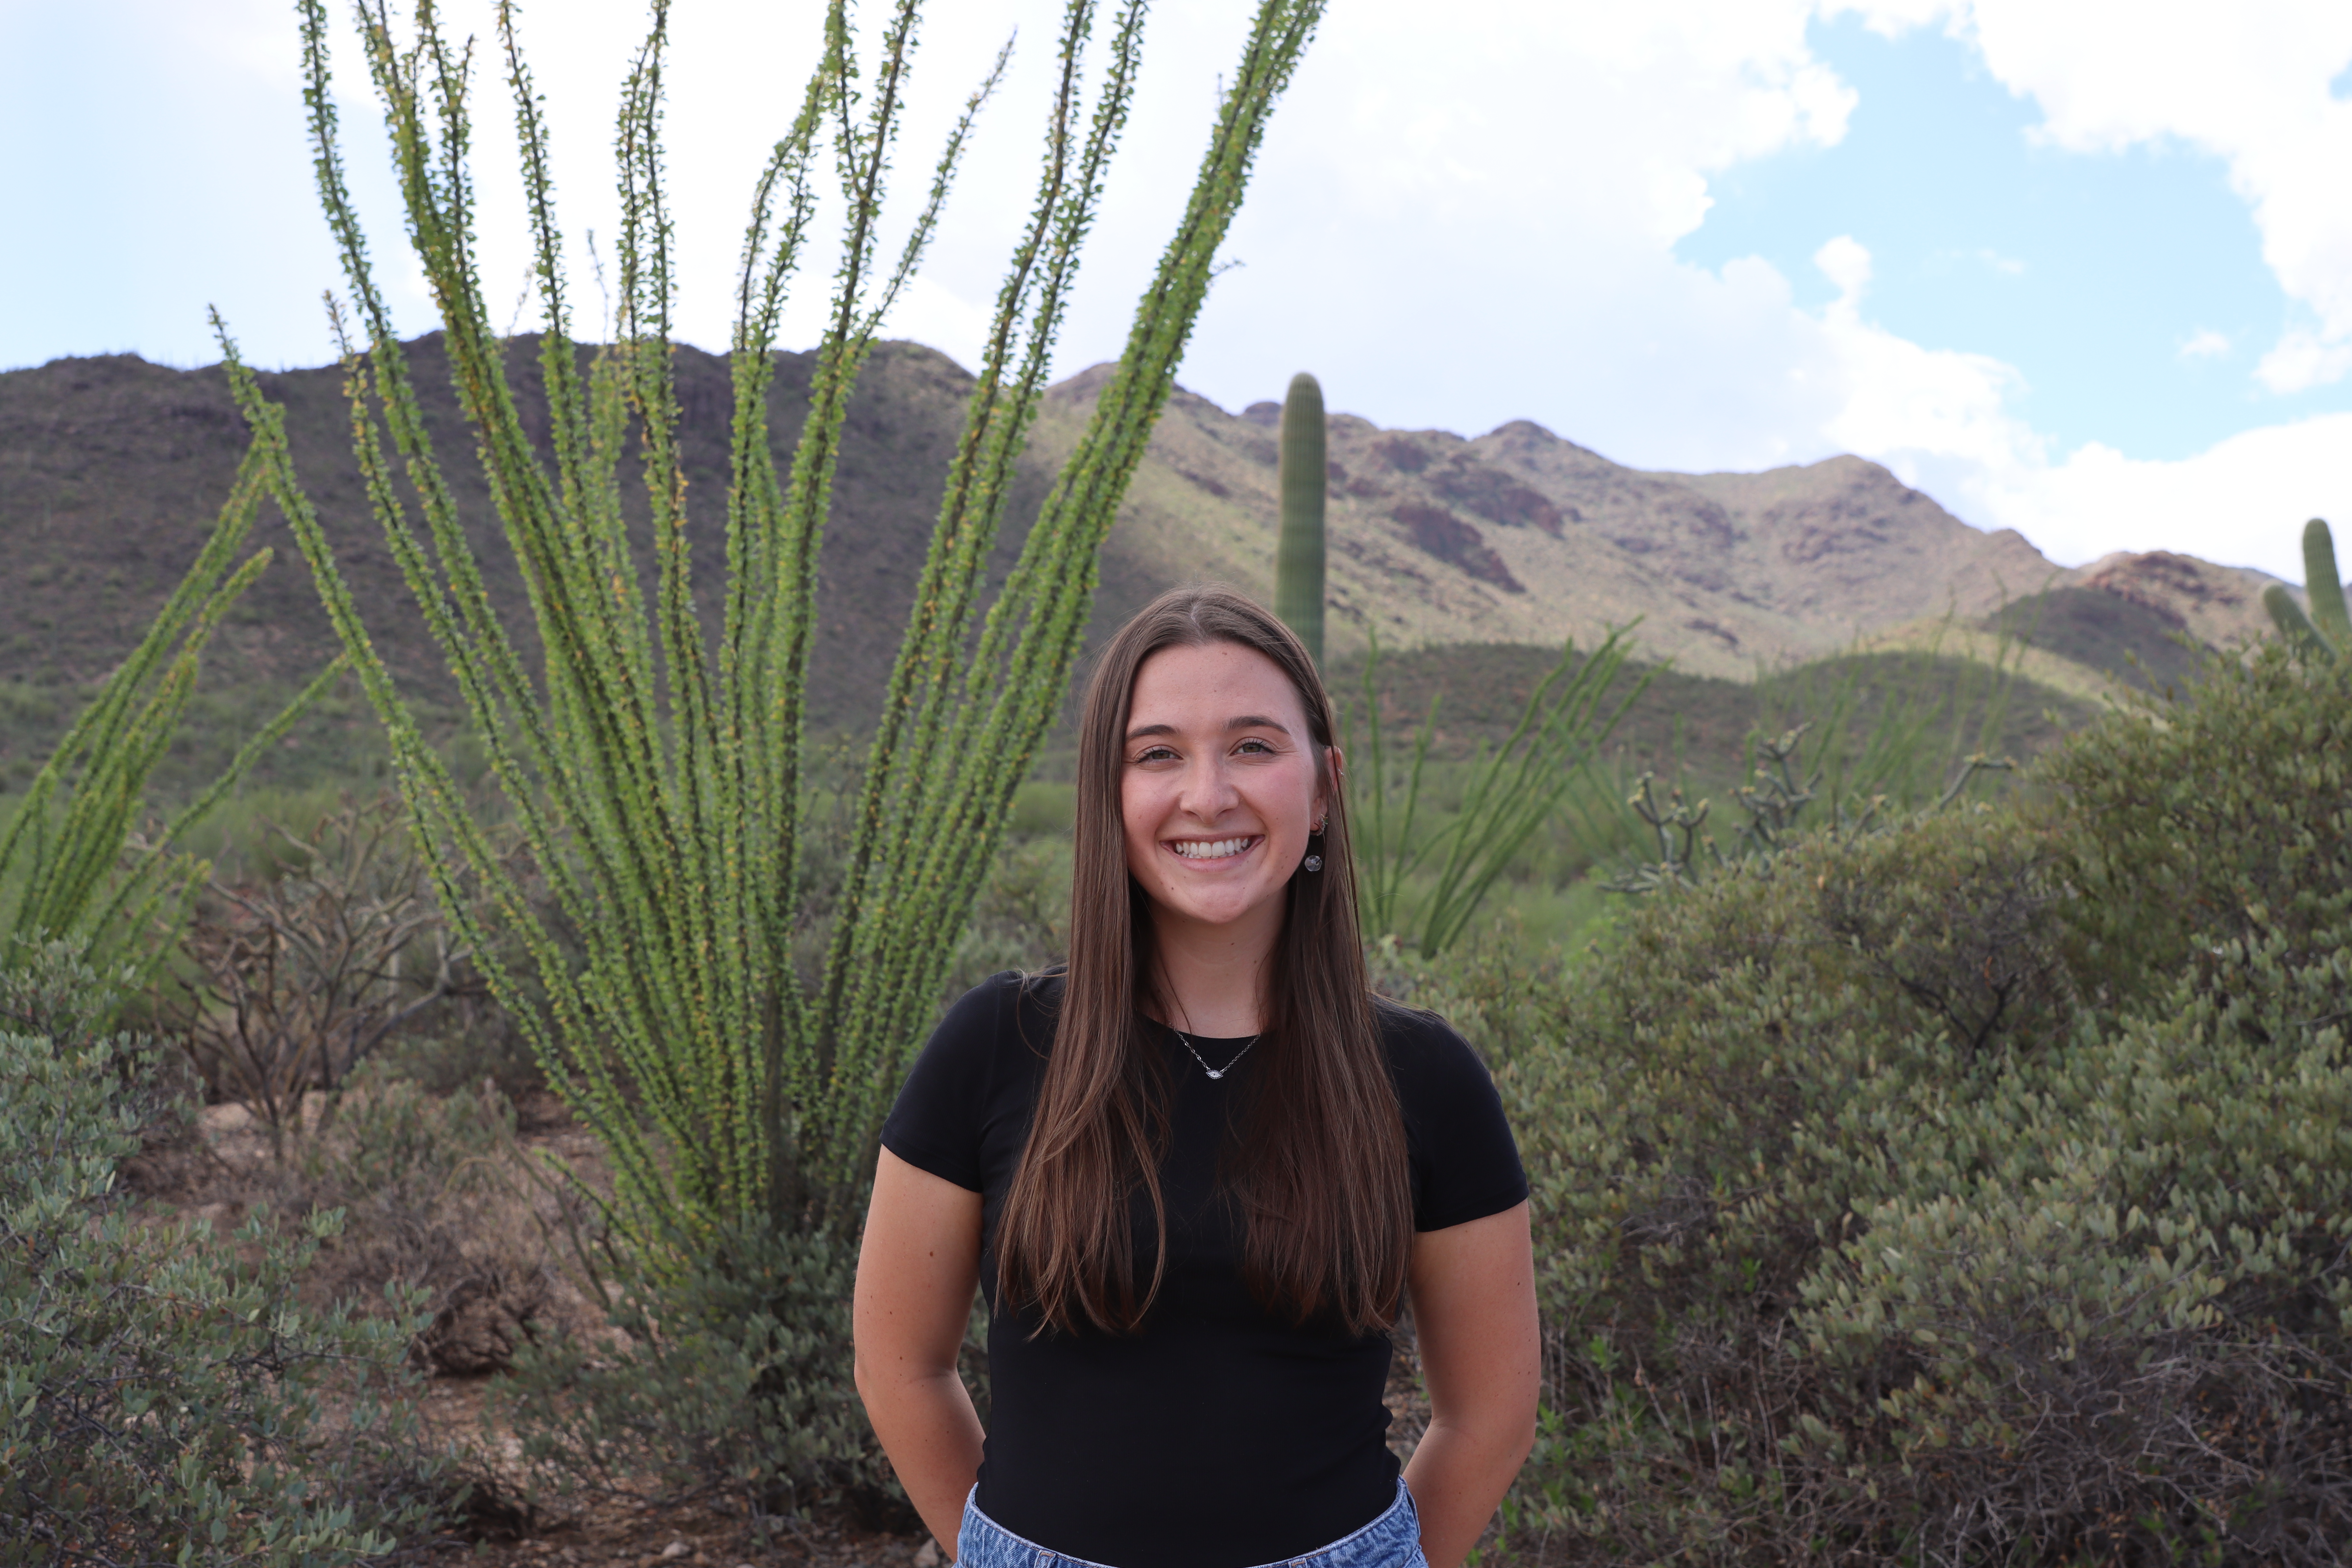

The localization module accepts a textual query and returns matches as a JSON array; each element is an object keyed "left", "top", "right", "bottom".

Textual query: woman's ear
[{"left": 1316, "top": 745, "right": 1344, "bottom": 827}]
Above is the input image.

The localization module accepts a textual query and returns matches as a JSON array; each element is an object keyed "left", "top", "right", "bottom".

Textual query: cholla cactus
[
  {"left": 2263, "top": 518, "right": 2348, "bottom": 660},
  {"left": 1606, "top": 724, "right": 2010, "bottom": 895}
]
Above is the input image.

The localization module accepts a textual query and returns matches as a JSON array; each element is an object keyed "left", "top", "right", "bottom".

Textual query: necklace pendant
[{"left": 1172, "top": 1026, "right": 1258, "bottom": 1082}]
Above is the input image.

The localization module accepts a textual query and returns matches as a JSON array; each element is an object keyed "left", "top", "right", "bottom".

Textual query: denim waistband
[{"left": 954, "top": 1477, "right": 1425, "bottom": 1568}]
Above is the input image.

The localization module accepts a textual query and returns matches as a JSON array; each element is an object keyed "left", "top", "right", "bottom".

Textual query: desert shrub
[
  {"left": 948, "top": 834, "right": 1075, "bottom": 994},
  {"left": 2039, "top": 639, "right": 2352, "bottom": 1009},
  {"left": 268, "top": 1063, "right": 573, "bottom": 1377},
  {"left": 488, "top": 1219, "right": 899, "bottom": 1526},
  {"left": 174, "top": 795, "right": 483, "bottom": 1137},
  {"left": 372, "top": 991, "right": 545, "bottom": 1100},
  {"left": 0, "top": 945, "right": 447, "bottom": 1565},
  {"left": 1456, "top": 641, "right": 2352, "bottom": 1564}
]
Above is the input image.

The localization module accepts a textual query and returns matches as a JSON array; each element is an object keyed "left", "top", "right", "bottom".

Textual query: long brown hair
[{"left": 995, "top": 586, "right": 1412, "bottom": 1337}]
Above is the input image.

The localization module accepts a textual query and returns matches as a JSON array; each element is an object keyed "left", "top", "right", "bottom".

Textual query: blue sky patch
[{"left": 1676, "top": 13, "right": 2352, "bottom": 462}]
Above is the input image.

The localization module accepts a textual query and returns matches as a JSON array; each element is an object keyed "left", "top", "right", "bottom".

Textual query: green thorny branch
[
  {"left": 1353, "top": 627, "right": 1650, "bottom": 956},
  {"left": 222, "top": 0, "right": 1325, "bottom": 1260},
  {"left": 0, "top": 442, "right": 346, "bottom": 985}
]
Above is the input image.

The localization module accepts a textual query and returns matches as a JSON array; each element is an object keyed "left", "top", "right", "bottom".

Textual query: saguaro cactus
[
  {"left": 2264, "top": 518, "right": 2347, "bottom": 660},
  {"left": 1274, "top": 371, "right": 1326, "bottom": 664}
]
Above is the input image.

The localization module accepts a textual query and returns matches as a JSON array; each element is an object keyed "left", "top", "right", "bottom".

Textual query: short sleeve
[
  {"left": 880, "top": 972, "right": 1016, "bottom": 1193},
  {"left": 1382, "top": 1005, "right": 1529, "bottom": 1233}
]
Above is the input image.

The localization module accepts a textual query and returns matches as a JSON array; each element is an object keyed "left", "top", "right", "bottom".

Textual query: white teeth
[{"left": 1171, "top": 836, "right": 1253, "bottom": 860}]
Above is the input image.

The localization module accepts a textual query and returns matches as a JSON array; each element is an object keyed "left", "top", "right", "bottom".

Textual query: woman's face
[{"left": 1120, "top": 640, "right": 1331, "bottom": 936}]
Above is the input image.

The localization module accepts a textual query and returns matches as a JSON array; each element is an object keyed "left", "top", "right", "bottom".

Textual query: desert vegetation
[
  {"left": 20, "top": 514, "right": 2336, "bottom": 1564},
  {"left": 6, "top": 2, "right": 2347, "bottom": 1566},
  {"left": 14, "top": 500, "right": 2341, "bottom": 1566},
  {"left": 1475, "top": 633, "right": 2352, "bottom": 1564}
]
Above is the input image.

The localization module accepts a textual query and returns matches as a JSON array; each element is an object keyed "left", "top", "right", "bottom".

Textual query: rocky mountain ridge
[
  {"left": 0, "top": 337, "right": 2286, "bottom": 729},
  {"left": 1144, "top": 389, "right": 2280, "bottom": 680}
]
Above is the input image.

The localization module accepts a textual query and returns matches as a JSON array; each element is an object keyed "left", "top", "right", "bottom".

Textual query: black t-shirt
[{"left": 879, "top": 970, "right": 1528, "bottom": 1568}]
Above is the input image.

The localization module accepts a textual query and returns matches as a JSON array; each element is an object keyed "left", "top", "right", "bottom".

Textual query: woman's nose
[{"left": 1177, "top": 753, "right": 1238, "bottom": 816}]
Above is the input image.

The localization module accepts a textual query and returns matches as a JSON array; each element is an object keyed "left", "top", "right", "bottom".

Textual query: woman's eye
[
  {"left": 1234, "top": 737, "right": 1275, "bottom": 755},
  {"left": 1133, "top": 745, "right": 1178, "bottom": 764}
]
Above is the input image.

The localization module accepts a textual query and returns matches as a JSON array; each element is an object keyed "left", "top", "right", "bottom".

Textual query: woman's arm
[
  {"left": 1400, "top": 1200, "right": 1540, "bottom": 1567},
  {"left": 854, "top": 1147, "right": 987, "bottom": 1555}
]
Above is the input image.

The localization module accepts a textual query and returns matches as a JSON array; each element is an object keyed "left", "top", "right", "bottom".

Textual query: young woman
[{"left": 854, "top": 587, "right": 1538, "bottom": 1568}]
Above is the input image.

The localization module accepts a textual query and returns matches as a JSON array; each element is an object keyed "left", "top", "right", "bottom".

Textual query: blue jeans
[{"left": 955, "top": 1478, "right": 1429, "bottom": 1568}]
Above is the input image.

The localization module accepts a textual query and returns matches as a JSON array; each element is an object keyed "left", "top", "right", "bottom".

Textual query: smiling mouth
[{"left": 1167, "top": 835, "right": 1259, "bottom": 862}]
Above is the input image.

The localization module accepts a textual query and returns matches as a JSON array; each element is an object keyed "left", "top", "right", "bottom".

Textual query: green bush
[
  {"left": 2039, "top": 640, "right": 2352, "bottom": 1005},
  {"left": 273, "top": 1064, "right": 566, "bottom": 1377},
  {"left": 0, "top": 946, "right": 448, "bottom": 1565},
  {"left": 1451, "top": 643, "right": 2352, "bottom": 1565},
  {"left": 487, "top": 1219, "right": 893, "bottom": 1526}
]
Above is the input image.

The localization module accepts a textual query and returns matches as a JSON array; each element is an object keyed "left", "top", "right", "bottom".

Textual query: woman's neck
[{"left": 1145, "top": 898, "right": 1282, "bottom": 1037}]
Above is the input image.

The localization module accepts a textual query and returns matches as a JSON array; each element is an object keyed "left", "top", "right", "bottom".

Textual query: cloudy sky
[{"left": 7, "top": 0, "right": 2350, "bottom": 580}]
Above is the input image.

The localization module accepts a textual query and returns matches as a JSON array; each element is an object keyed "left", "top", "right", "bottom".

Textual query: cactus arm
[
  {"left": 2265, "top": 582, "right": 2334, "bottom": 662},
  {"left": 2301, "top": 518, "right": 2350, "bottom": 650},
  {"left": 1274, "top": 371, "right": 1326, "bottom": 665}
]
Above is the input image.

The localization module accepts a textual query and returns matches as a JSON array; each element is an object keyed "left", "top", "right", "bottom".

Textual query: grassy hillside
[
  {"left": 1982, "top": 584, "right": 2217, "bottom": 693},
  {"left": 1328, "top": 638, "right": 2098, "bottom": 768},
  {"left": 0, "top": 624, "right": 2108, "bottom": 821}
]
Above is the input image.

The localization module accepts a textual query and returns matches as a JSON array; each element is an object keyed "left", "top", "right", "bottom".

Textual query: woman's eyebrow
[{"left": 1122, "top": 714, "right": 1292, "bottom": 742}]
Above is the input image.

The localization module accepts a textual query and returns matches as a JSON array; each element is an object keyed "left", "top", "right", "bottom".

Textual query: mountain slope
[
  {"left": 1111, "top": 392, "right": 2282, "bottom": 680},
  {"left": 0, "top": 337, "right": 2289, "bottom": 736},
  {"left": 0, "top": 337, "right": 1003, "bottom": 735}
]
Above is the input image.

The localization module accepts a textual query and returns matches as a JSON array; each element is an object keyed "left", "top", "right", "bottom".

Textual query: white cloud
[
  {"left": 1028, "top": 0, "right": 1885, "bottom": 463},
  {"left": 1717, "top": 210, "right": 2341, "bottom": 583},
  {"left": 2179, "top": 328, "right": 2233, "bottom": 361},
  {"left": 1988, "top": 415, "right": 2352, "bottom": 578},
  {"left": 1814, "top": 234, "right": 1875, "bottom": 300},
  {"left": 2255, "top": 327, "right": 2352, "bottom": 393},
  {"left": 1796, "top": 292, "right": 2347, "bottom": 579},
  {"left": 1792, "top": 239, "right": 2046, "bottom": 509},
  {"left": 882, "top": 276, "right": 998, "bottom": 374},
  {"left": 1769, "top": 229, "right": 2344, "bottom": 581},
  {"left": 1224, "top": 0, "right": 1858, "bottom": 254},
  {"left": 1179, "top": 0, "right": 2352, "bottom": 579}
]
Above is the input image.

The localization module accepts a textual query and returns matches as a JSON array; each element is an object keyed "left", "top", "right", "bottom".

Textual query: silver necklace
[{"left": 1171, "top": 1027, "right": 1261, "bottom": 1081}]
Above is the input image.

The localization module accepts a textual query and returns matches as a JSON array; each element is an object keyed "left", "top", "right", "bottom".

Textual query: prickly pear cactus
[
  {"left": 2264, "top": 517, "right": 2346, "bottom": 660},
  {"left": 1275, "top": 371, "right": 1326, "bottom": 664}
]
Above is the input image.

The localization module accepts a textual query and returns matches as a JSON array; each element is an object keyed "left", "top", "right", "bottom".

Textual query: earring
[{"left": 1303, "top": 854, "right": 1324, "bottom": 873}]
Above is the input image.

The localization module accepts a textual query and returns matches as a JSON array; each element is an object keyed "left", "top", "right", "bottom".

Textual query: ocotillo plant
[
  {"left": 2265, "top": 518, "right": 2347, "bottom": 659},
  {"left": 225, "top": 0, "right": 1324, "bottom": 1258},
  {"left": 0, "top": 441, "right": 342, "bottom": 986},
  {"left": 1351, "top": 627, "right": 1648, "bottom": 955},
  {"left": 1274, "top": 371, "right": 1326, "bottom": 663}
]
